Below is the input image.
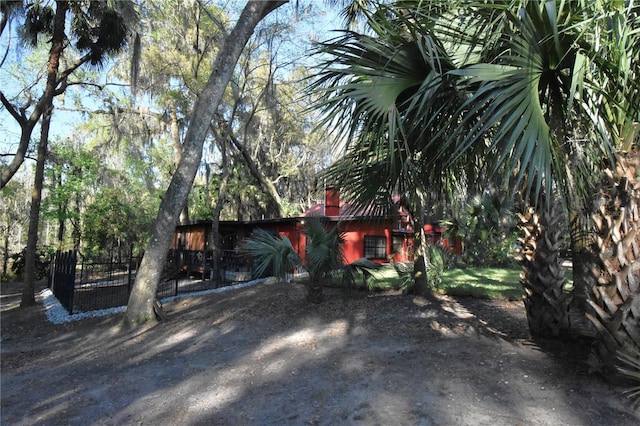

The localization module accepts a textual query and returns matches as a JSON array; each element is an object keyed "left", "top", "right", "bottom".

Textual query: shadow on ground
[{"left": 1, "top": 280, "right": 638, "bottom": 425}]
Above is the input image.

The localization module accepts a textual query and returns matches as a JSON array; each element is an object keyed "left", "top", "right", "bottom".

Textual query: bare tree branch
[{"left": 0, "top": 91, "right": 26, "bottom": 125}]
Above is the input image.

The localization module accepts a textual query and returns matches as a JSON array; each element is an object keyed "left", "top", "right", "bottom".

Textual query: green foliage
[
  {"left": 18, "top": 1, "right": 135, "bottom": 65},
  {"left": 444, "top": 190, "right": 518, "bottom": 267},
  {"left": 391, "top": 261, "right": 416, "bottom": 293},
  {"left": 244, "top": 218, "right": 347, "bottom": 302},
  {"left": 244, "top": 228, "right": 300, "bottom": 280},
  {"left": 0, "top": 177, "right": 29, "bottom": 254},
  {"left": 188, "top": 186, "right": 216, "bottom": 220},
  {"left": 427, "top": 243, "right": 447, "bottom": 289},
  {"left": 43, "top": 140, "right": 100, "bottom": 244},
  {"left": 341, "top": 257, "right": 382, "bottom": 293},
  {"left": 81, "top": 187, "right": 151, "bottom": 259},
  {"left": 388, "top": 244, "right": 450, "bottom": 293},
  {"left": 303, "top": 218, "right": 344, "bottom": 288},
  {"left": 20, "top": 2, "right": 54, "bottom": 46},
  {"left": 10, "top": 246, "right": 53, "bottom": 280}
]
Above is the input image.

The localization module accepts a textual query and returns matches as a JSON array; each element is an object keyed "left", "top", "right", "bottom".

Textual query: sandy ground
[{"left": 1, "top": 279, "right": 639, "bottom": 425}]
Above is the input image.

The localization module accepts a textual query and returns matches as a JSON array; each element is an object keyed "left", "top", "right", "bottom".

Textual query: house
[{"left": 170, "top": 188, "right": 452, "bottom": 281}]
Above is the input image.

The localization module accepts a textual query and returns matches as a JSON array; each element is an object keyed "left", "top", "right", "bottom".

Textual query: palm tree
[
  {"left": 312, "top": 2, "right": 472, "bottom": 296},
  {"left": 244, "top": 218, "right": 376, "bottom": 303},
  {"left": 1, "top": 0, "right": 139, "bottom": 306},
  {"left": 584, "top": 4, "right": 640, "bottom": 372},
  {"left": 311, "top": 0, "right": 639, "bottom": 361},
  {"left": 450, "top": 0, "right": 639, "bottom": 362}
]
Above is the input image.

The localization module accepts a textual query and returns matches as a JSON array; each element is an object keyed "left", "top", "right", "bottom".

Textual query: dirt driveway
[{"left": 1, "top": 279, "right": 638, "bottom": 425}]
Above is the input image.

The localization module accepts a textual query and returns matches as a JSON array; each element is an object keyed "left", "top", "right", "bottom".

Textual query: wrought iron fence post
[
  {"left": 174, "top": 249, "right": 180, "bottom": 297},
  {"left": 127, "top": 251, "right": 134, "bottom": 296},
  {"left": 70, "top": 251, "right": 77, "bottom": 314},
  {"left": 49, "top": 251, "right": 57, "bottom": 291},
  {"left": 202, "top": 250, "right": 206, "bottom": 282}
]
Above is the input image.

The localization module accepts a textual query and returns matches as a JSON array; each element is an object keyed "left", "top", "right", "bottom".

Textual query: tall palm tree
[
  {"left": 451, "top": 0, "right": 639, "bottom": 361},
  {"left": 1, "top": 0, "right": 139, "bottom": 306},
  {"left": 584, "top": 3, "right": 640, "bottom": 371},
  {"left": 312, "top": 0, "right": 639, "bottom": 360}
]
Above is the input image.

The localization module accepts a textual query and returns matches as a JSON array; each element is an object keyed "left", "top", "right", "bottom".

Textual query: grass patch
[
  {"left": 440, "top": 267, "right": 522, "bottom": 300},
  {"left": 341, "top": 263, "right": 574, "bottom": 301},
  {"left": 350, "top": 265, "right": 523, "bottom": 299}
]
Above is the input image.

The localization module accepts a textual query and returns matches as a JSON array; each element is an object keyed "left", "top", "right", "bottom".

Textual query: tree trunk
[
  {"left": 21, "top": 106, "right": 53, "bottom": 306},
  {"left": 0, "top": 1, "right": 69, "bottom": 189},
  {"left": 72, "top": 188, "right": 82, "bottom": 251},
  {"left": 54, "top": 169, "right": 67, "bottom": 250},
  {"left": 210, "top": 138, "right": 230, "bottom": 287},
  {"left": 587, "top": 150, "right": 640, "bottom": 372},
  {"left": 567, "top": 211, "right": 598, "bottom": 335},
  {"left": 170, "top": 105, "right": 189, "bottom": 223},
  {"left": 412, "top": 191, "right": 431, "bottom": 298},
  {"left": 518, "top": 200, "right": 572, "bottom": 337},
  {"left": 225, "top": 122, "right": 286, "bottom": 218},
  {"left": 125, "top": 0, "right": 287, "bottom": 326},
  {"left": 2, "top": 229, "right": 9, "bottom": 277}
]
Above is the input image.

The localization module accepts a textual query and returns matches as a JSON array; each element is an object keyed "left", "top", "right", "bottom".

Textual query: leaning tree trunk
[
  {"left": 587, "top": 150, "right": 640, "bottom": 372},
  {"left": 518, "top": 200, "right": 572, "bottom": 337},
  {"left": 125, "top": 0, "right": 287, "bottom": 326}
]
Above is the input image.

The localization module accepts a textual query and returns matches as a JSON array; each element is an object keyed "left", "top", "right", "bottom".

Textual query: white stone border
[{"left": 39, "top": 277, "right": 275, "bottom": 324}]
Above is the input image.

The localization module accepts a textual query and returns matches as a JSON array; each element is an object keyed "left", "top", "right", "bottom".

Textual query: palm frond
[
  {"left": 617, "top": 349, "right": 640, "bottom": 407},
  {"left": 243, "top": 229, "right": 300, "bottom": 280},
  {"left": 312, "top": 3, "right": 471, "bottom": 214},
  {"left": 303, "top": 217, "right": 344, "bottom": 280}
]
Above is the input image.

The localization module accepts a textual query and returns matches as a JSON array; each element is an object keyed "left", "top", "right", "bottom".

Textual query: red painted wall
[{"left": 171, "top": 218, "right": 459, "bottom": 271}]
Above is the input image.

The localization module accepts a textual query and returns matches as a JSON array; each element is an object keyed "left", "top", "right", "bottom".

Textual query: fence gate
[{"left": 50, "top": 250, "right": 77, "bottom": 314}]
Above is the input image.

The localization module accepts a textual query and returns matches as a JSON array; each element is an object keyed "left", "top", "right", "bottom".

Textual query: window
[
  {"left": 364, "top": 235, "right": 387, "bottom": 259},
  {"left": 392, "top": 235, "right": 404, "bottom": 255}
]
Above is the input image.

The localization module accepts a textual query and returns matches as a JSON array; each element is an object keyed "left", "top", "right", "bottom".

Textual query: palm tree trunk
[
  {"left": 587, "top": 150, "right": 640, "bottom": 372},
  {"left": 519, "top": 199, "right": 572, "bottom": 337},
  {"left": 566, "top": 211, "right": 598, "bottom": 336}
]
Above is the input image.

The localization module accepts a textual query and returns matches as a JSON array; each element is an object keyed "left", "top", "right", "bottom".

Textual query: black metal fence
[
  {"left": 73, "top": 256, "right": 140, "bottom": 313},
  {"left": 49, "top": 250, "right": 77, "bottom": 314},
  {"left": 48, "top": 248, "right": 254, "bottom": 314}
]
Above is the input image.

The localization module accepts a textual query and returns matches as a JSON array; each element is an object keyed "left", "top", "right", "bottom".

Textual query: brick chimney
[{"left": 325, "top": 187, "right": 340, "bottom": 217}]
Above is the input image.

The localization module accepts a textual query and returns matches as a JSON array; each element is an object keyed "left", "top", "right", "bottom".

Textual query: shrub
[
  {"left": 10, "top": 247, "right": 53, "bottom": 280},
  {"left": 427, "top": 244, "right": 447, "bottom": 289}
]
